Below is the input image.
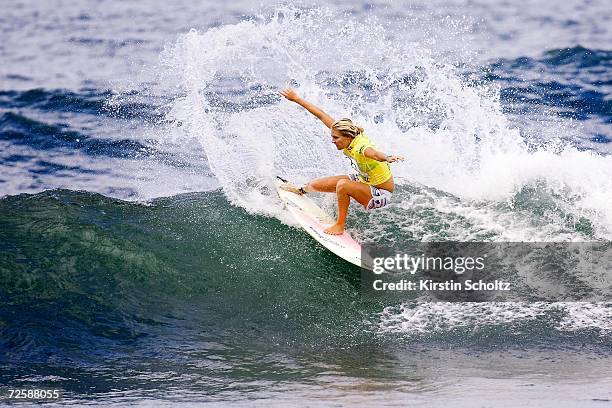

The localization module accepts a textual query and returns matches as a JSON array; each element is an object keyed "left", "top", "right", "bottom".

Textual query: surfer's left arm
[{"left": 364, "top": 147, "right": 404, "bottom": 163}]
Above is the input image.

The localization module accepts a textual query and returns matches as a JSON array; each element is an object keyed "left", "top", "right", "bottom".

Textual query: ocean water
[{"left": 1, "top": 0, "right": 611, "bottom": 406}]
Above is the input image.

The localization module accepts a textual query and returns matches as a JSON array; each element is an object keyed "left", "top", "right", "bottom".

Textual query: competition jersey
[{"left": 342, "top": 134, "right": 392, "bottom": 185}]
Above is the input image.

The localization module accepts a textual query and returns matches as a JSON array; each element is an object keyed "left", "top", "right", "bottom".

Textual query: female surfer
[{"left": 279, "top": 88, "right": 404, "bottom": 235}]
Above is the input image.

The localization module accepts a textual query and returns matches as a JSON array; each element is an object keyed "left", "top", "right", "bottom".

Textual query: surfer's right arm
[{"left": 280, "top": 88, "right": 335, "bottom": 129}]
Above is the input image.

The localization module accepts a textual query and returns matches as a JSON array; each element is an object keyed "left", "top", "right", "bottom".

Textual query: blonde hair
[{"left": 331, "top": 118, "right": 363, "bottom": 138}]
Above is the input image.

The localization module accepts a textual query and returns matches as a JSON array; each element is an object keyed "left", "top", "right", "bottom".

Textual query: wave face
[
  {"left": 0, "top": 190, "right": 384, "bottom": 398},
  {"left": 0, "top": 190, "right": 378, "bottom": 354},
  {"left": 0, "top": 190, "right": 610, "bottom": 401}
]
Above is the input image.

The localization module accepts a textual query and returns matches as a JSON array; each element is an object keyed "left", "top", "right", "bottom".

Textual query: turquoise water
[{"left": 1, "top": 189, "right": 610, "bottom": 405}]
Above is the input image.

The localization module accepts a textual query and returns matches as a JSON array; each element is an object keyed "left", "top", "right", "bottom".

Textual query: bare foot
[
  {"left": 324, "top": 223, "right": 345, "bottom": 235},
  {"left": 279, "top": 183, "right": 303, "bottom": 195}
]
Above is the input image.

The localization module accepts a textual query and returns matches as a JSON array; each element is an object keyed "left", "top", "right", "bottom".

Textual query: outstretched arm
[
  {"left": 364, "top": 147, "right": 405, "bottom": 163},
  {"left": 280, "top": 88, "right": 335, "bottom": 129}
]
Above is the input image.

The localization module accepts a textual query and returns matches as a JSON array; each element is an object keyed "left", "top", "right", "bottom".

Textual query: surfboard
[{"left": 275, "top": 176, "right": 363, "bottom": 267}]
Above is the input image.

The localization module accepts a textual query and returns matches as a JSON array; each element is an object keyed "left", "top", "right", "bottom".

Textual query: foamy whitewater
[{"left": 153, "top": 7, "right": 612, "bottom": 240}]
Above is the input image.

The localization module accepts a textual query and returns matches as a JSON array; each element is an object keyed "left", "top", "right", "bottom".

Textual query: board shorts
[{"left": 348, "top": 174, "right": 392, "bottom": 211}]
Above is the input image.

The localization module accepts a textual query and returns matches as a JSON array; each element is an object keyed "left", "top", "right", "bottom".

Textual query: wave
[
  {"left": 542, "top": 46, "right": 612, "bottom": 69},
  {"left": 0, "top": 95, "right": 216, "bottom": 201},
  {"left": 0, "top": 111, "right": 154, "bottom": 159},
  {"left": 0, "top": 189, "right": 609, "bottom": 366},
  {"left": 0, "top": 110, "right": 206, "bottom": 171},
  {"left": 0, "top": 88, "right": 165, "bottom": 121},
  {"left": 488, "top": 46, "right": 612, "bottom": 122},
  {"left": 145, "top": 7, "right": 612, "bottom": 239},
  {"left": 0, "top": 189, "right": 379, "bottom": 364}
]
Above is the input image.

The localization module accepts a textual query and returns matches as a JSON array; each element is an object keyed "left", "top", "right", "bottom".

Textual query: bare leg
[
  {"left": 324, "top": 179, "right": 372, "bottom": 235},
  {"left": 280, "top": 175, "right": 349, "bottom": 194},
  {"left": 280, "top": 175, "right": 373, "bottom": 235},
  {"left": 305, "top": 175, "right": 350, "bottom": 193}
]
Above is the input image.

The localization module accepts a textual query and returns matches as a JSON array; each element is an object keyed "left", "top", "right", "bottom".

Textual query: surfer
[{"left": 279, "top": 88, "right": 404, "bottom": 235}]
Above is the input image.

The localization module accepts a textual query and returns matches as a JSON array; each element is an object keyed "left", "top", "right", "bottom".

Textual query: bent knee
[{"left": 336, "top": 179, "right": 351, "bottom": 192}]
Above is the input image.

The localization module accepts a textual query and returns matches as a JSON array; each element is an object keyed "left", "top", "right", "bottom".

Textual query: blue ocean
[{"left": 1, "top": 1, "right": 611, "bottom": 406}]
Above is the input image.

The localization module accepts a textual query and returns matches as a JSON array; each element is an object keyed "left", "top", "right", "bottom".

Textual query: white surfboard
[{"left": 275, "top": 176, "right": 363, "bottom": 267}]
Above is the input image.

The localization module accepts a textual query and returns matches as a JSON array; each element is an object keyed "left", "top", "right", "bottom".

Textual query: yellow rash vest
[{"left": 342, "top": 134, "right": 392, "bottom": 185}]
